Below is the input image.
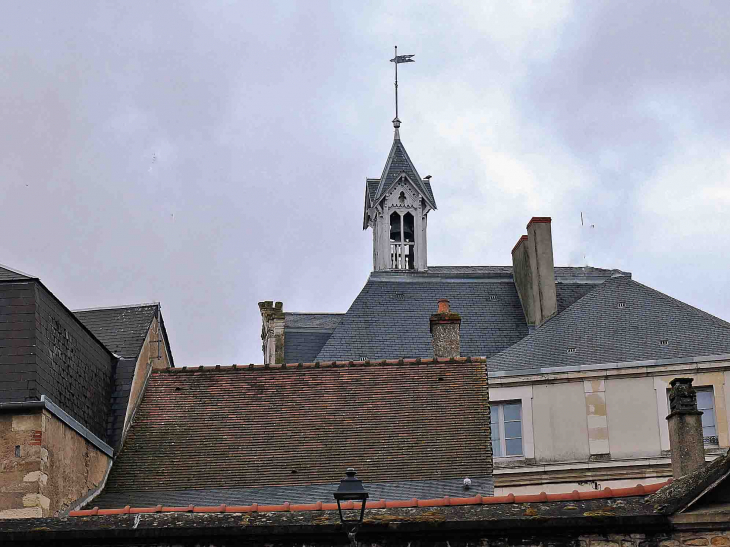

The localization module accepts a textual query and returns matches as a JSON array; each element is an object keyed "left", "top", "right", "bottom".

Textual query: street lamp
[{"left": 333, "top": 468, "right": 369, "bottom": 543}]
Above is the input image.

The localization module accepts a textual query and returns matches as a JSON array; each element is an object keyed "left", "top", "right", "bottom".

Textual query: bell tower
[
  {"left": 363, "top": 47, "right": 436, "bottom": 272},
  {"left": 363, "top": 118, "right": 436, "bottom": 271}
]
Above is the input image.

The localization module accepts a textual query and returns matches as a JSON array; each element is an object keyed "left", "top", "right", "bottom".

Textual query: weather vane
[{"left": 390, "top": 46, "right": 415, "bottom": 127}]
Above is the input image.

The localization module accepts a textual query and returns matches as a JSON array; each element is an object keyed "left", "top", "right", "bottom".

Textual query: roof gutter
[{"left": 0, "top": 395, "right": 114, "bottom": 457}]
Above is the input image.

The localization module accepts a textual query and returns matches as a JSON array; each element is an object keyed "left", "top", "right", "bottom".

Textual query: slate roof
[
  {"left": 73, "top": 303, "right": 167, "bottom": 450},
  {"left": 283, "top": 313, "right": 344, "bottom": 363},
  {"left": 0, "top": 264, "right": 34, "bottom": 281},
  {"left": 284, "top": 313, "right": 343, "bottom": 329},
  {"left": 74, "top": 304, "right": 160, "bottom": 359},
  {"left": 314, "top": 266, "right": 619, "bottom": 366},
  {"left": 489, "top": 275, "right": 730, "bottom": 372},
  {"left": 97, "top": 358, "right": 492, "bottom": 507}
]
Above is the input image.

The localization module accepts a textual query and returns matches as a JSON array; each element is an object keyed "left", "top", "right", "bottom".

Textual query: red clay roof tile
[{"left": 70, "top": 480, "right": 669, "bottom": 517}]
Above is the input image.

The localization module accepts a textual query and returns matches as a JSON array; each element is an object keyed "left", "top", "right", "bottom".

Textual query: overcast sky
[{"left": 2, "top": 1, "right": 729, "bottom": 365}]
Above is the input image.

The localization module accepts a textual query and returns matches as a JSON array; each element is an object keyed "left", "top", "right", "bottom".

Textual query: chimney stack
[
  {"left": 430, "top": 299, "right": 461, "bottom": 358},
  {"left": 511, "top": 217, "right": 557, "bottom": 328},
  {"left": 258, "top": 301, "right": 285, "bottom": 364},
  {"left": 667, "top": 378, "right": 706, "bottom": 479}
]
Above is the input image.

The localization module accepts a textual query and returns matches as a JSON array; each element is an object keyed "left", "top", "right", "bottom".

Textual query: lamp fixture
[{"left": 333, "top": 468, "right": 369, "bottom": 545}]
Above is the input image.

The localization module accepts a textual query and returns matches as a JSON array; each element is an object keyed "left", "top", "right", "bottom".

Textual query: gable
[{"left": 373, "top": 138, "right": 436, "bottom": 210}]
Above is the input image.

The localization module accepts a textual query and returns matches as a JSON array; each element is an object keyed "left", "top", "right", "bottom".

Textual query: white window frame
[
  {"left": 489, "top": 386, "right": 534, "bottom": 460},
  {"left": 654, "top": 374, "right": 728, "bottom": 451},
  {"left": 491, "top": 401, "right": 524, "bottom": 457}
]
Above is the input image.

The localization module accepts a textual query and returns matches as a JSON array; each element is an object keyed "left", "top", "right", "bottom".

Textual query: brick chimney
[
  {"left": 667, "top": 378, "right": 706, "bottom": 478},
  {"left": 511, "top": 217, "right": 557, "bottom": 328},
  {"left": 258, "top": 301, "right": 285, "bottom": 364},
  {"left": 430, "top": 299, "right": 461, "bottom": 358}
]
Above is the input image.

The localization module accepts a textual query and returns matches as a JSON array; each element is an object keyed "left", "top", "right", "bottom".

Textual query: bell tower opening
[{"left": 389, "top": 211, "right": 416, "bottom": 270}]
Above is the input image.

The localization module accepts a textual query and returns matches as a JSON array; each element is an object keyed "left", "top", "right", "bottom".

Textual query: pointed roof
[
  {"left": 0, "top": 263, "right": 35, "bottom": 281},
  {"left": 489, "top": 275, "right": 730, "bottom": 372},
  {"left": 367, "top": 130, "right": 436, "bottom": 210}
]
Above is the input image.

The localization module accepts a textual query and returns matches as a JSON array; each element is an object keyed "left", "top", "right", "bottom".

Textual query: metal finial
[{"left": 389, "top": 46, "right": 414, "bottom": 133}]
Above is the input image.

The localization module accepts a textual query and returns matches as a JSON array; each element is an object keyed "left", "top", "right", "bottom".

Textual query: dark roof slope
[
  {"left": 648, "top": 450, "right": 730, "bottom": 514},
  {"left": 74, "top": 304, "right": 159, "bottom": 359},
  {"left": 283, "top": 313, "right": 344, "bottom": 363},
  {"left": 98, "top": 358, "right": 492, "bottom": 507},
  {"left": 74, "top": 303, "right": 163, "bottom": 450},
  {"left": 0, "top": 264, "right": 34, "bottom": 281},
  {"left": 315, "top": 267, "right": 617, "bottom": 364},
  {"left": 489, "top": 276, "right": 730, "bottom": 372}
]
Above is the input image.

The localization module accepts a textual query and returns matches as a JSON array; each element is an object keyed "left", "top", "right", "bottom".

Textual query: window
[
  {"left": 697, "top": 388, "right": 718, "bottom": 446},
  {"left": 666, "top": 386, "right": 718, "bottom": 446},
  {"left": 491, "top": 402, "right": 523, "bottom": 457}
]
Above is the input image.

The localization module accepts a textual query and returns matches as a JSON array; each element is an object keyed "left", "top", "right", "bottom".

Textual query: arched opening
[
  {"left": 403, "top": 212, "right": 415, "bottom": 269},
  {"left": 388, "top": 211, "right": 416, "bottom": 270},
  {"left": 389, "top": 212, "right": 401, "bottom": 243}
]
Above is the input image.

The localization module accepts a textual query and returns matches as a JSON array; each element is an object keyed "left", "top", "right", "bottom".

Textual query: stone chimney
[
  {"left": 430, "top": 299, "right": 461, "bottom": 358},
  {"left": 667, "top": 378, "right": 706, "bottom": 479},
  {"left": 258, "top": 301, "right": 285, "bottom": 365},
  {"left": 511, "top": 217, "right": 557, "bottom": 328}
]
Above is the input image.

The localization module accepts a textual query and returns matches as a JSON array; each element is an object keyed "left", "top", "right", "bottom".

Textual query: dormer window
[{"left": 389, "top": 211, "right": 415, "bottom": 270}]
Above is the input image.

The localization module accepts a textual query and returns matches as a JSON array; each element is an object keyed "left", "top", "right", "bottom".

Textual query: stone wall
[
  {"left": 1, "top": 524, "right": 729, "bottom": 546},
  {"left": 0, "top": 409, "right": 110, "bottom": 519},
  {"left": 581, "top": 532, "right": 730, "bottom": 547}
]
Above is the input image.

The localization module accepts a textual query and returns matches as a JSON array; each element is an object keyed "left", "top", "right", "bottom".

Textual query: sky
[{"left": 2, "top": 1, "right": 729, "bottom": 366}]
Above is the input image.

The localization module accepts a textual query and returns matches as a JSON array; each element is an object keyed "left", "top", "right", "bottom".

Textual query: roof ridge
[
  {"left": 284, "top": 312, "right": 345, "bottom": 316},
  {"left": 73, "top": 302, "right": 160, "bottom": 313},
  {"left": 70, "top": 480, "right": 669, "bottom": 516},
  {"left": 0, "top": 262, "right": 36, "bottom": 279},
  {"left": 156, "top": 357, "right": 486, "bottom": 373}
]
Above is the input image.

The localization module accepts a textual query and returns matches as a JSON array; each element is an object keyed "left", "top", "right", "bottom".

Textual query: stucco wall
[
  {"left": 533, "top": 382, "right": 589, "bottom": 462},
  {"left": 606, "top": 376, "right": 662, "bottom": 459},
  {"left": 0, "top": 409, "right": 110, "bottom": 519}
]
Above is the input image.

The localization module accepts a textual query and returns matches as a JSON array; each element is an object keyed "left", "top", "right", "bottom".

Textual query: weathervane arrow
[{"left": 389, "top": 46, "right": 415, "bottom": 126}]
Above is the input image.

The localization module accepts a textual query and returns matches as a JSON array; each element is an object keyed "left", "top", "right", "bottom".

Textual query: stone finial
[
  {"left": 669, "top": 377, "right": 699, "bottom": 414},
  {"left": 430, "top": 299, "right": 461, "bottom": 359},
  {"left": 258, "top": 301, "right": 285, "bottom": 365},
  {"left": 667, "top": 377, "right": 705, "bottom": 479}
]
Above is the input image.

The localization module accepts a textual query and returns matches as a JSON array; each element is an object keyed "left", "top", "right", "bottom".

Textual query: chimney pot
[
  {"left": 667, "top": 377, "right": 706, "bottom": 478},
  {"left": 438, "top": 299, "right": 450, "bottom": 313}
]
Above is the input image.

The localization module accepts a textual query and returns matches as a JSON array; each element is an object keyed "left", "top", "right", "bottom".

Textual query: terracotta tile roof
[
  {"left": 101, "top": 357, "right": 492, "bottom": 502},
  {"left": 71, "top": 481, "right": 669, "bottom": 516}
]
